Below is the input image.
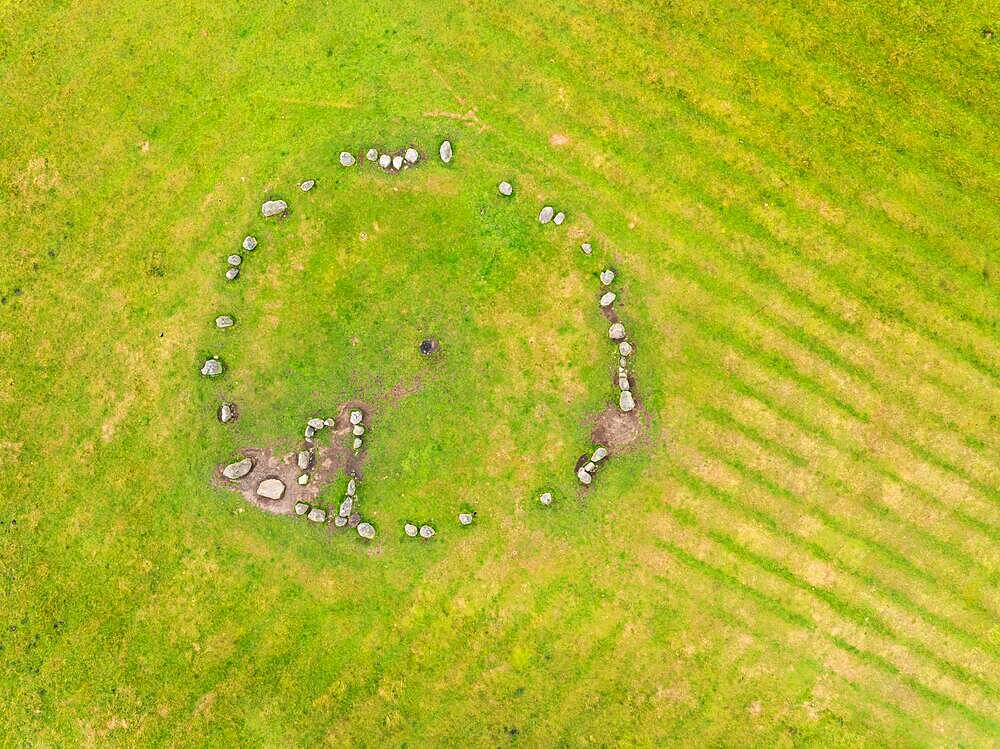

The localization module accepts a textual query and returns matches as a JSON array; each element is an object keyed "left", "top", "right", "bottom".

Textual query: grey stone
[
  {"left": 592, "top": 447, "right": 608, "bottom": 462},
  {"left": 404, "top": 523, "right": 418, "bottom": 537},
  {"left": 600, "top": 292, "right": 616, "bottom": 307},
  {"left": 307, "top": 508, "right": 327, "bottom": 523},
  {"left": 201, "top": 358, "right": 222, "bottom": 377},
  {"left": 225, "top": 267, "right": 240, "bottom": 281},
  {"left": 352, "top": 424, "right": 365, "bottom": 436},
  {"left": 219, "top": 403, "right": 236, "bottom": 423},
  {"left": 353, "top": 437, "right": 362, "bottom": 450},
  {"left": 339, "top": 497, "right": 353, "bottom": 518},
  {"left": 379, "top": 153, "right": 391, "bottom": 168},
  {"left": 294, "top": 502, "right": 310, "bottom": 516},
  {"left": 307, "top": 418, "right": 325, "bottom": 430},
  {"left": 256, "top": 478, "right": 285, "bottom": 500},
  {"left": 538, "top": 206, "right": 554, "bottom": 224},
  {"left": 350, "top": 410, "right": 363, "bottom": 425},
  {"left": 339, "top": 152, "right": 356, "bottom": 167},
  {"left": 216, "top": 315, "right": 234, "bottom": 329},
  {"left": 404, "top": 147, "right": 419, "bottom": 163},
  {"left": 458, "top": 513, "right": 473, "bottom": 526},
  {"left": 577, "top": 467, "right": 592, "bottom": 485},
  {"left": 223, "top": 457, "right": 253, "bottom": 480},
  {"left": 334, "top": 515, "right": 348, "bottom": 527},
  {"left": 261, "top": 199, "right": 287, "bottom": 218},
  {"left": 619, "top": 341, "right": 633, "bottom": 356},
  {"left": 581, "top": 242, "right": 592, "bottom": 255},
  {"left": 619, "top": 377, "right": 630, "bottom": 391},
  {"left": 619, "top": 390, "right": 635, "bottom": 412},
  {"left": 584, "top": 461, "right": 596, "bottom": 473},
  {"left": 242, "top": 235, "right": 258, "bottom": 251},
  {"left": 347, "top": 513, "right": 361, "bottom": 528},
  {"left": 300, "top": 179, "right": 315, "bottom": 192},
  {"left": 297, "top": 473, "right": 309, "bottom": 486},
  {"left": 227, "top": 255, "right": 242, "bottom": 266},
  {"left": 439, "top": 140, "right": 453, "bottom": 163},
  {"left": 620, "top": 358, "right": 628, "bottom": 369},
  {"left": 323, "top": 418, "right": 335, "bottom": 427},
  {"left": 553, "top": 211, "right": 565, "bottom": 225},
  {"left": 609, "top": 323, "right": 626, "bottom": 340},
  {"left": 346, "top": 478, "right": 356, "bottom": 496},
  {"left": 358, "top": 522, "right": 376, "bottom": 539},
  {"left": 392, "top": 155, "right": 404, "bottom": 170},
  {"left": 539, "top": 492, "right": 553, "bottom": 506},
  {"left": 419, "top": 525, "right": 435, "bottom": 539},
  {"left": 498, "top": 181, "right": 513, "bottom": 196},
  {"left": 600, "top": 269, "right": 615, "bottom": 285},
  {"left": 366, "top": 148, "right": 378, "bottom": 161},
  {"left": 304, "top": 425, "right": 315, "bottom": 439}
]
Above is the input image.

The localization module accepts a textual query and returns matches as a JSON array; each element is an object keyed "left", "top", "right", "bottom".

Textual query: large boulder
[
  {"left": 538, "top": 206, "right": 554, "bottom": 224},
  {"left": 350, "top": 410, "right": 363, "bottom": 425},
  {"left": 378, "top": 153, "right": 391, "bottom": 168},
  {"left": 392, "top": 155, "right": 404, "bottom": 170},
  {"left": 619, "top": 376, "right": 630, "bottom": 391},
  {"left": 307, "top": 508, "right": 327, "bottom": 523},
  {"left": 201, "top": 358, "right": 222, "bottom": 376},
  {"left": 357, "top": 522, "right": 376, "bottom": 539},
  {"left": 261, "top": 199, "right": 287, "bottom": 218},
  {"left": 216, "top": 315, "right": 234, "bottom": 329},
  {"left": 577, "top": 467, "right": 592, "bottom": 485},
  {"left": 334, "top": 515, "right": 348, "bottom": 527},
  {"left": 366, "top": 148, "right": 378, "bottom": 161},
  {"left": 346, "top": 479, "right": 356, "bottom": 497},
  {"left": 339, "top": 152, "right": 356, "bottom": 166},
  {"left": 352, "top": 425, "right": 365, "bottom": 436},
  {"left": 352, "top": 437, "right": 363, "bottom": 451},
  {"left": 581, "top": 242, "right": 592, "bottom": 255},
  {"left": 609, "top": 323, "right": 626, "bottom": 340},
  {"left": 439, "top": 140, "right": 453, "bottom": 163},
  {"left": 256, "top": 478, "right": 285, "bottom": 500},
  {"left": 619, "top": 390, "right": 635, "bottom": 412},
  {"left": 223, "top": 457, "right": 253, "bottom": 480}
]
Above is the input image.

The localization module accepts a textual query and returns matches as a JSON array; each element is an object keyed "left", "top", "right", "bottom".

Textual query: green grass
[{"left": 2, "top": 0, "right": 999, "bottom": 745}]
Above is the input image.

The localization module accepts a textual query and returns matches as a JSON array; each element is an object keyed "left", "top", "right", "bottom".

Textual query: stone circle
[
  {"left": 256, "top": 478, "right": 285, "bottom": 500},
  {"left": 223, "top": 457, "right": 253, "bottom": 480},
  {"left": 261, "top": 199, "right": 287, "bottom": 217}
]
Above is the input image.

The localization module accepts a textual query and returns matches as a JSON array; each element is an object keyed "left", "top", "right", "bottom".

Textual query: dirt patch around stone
[{"left": 590, "top": 403, "right": 647, "bottom": 453}]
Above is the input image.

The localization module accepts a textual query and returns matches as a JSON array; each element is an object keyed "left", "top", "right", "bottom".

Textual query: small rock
[
  {"left": 348, "top": 513, "right": 361, "bottom": 528},
  {"left": 339, "top": 152, "right": 356, "bottom": 167},
  {"left": 538, "top": 206, "right": 554, "bottom": 224},
  {"left": 618, "top": 366, "right": 626, "bottom": 376},
  {"left": 620, "top": 358, "right": 627, "bottom": 369},
  {"left": 242, "top": 235, "right": 258, "bottom": 251},
  {"left": 577, "top": 467, "right": 592, "bottom": 485},
  {"left": 294, "top": 502, "right": 309, "bottom": 516},
  {"left": 404, "top": 523, "right": 418, "bottom": 537},
  {"left": 227, "top": 255, "right": 242, "bottom": 266},
  {"left": 307, "top": 508, "right": 327, "bottom": 523},
  {"left": 307, "top": 418, "right": 325, "bottom": 430},
  {"left": 323, "top": 418, "right": 335, "bottom": 427},
  {"left": 609, "top": 323, "right": 626, "bottom": 340},
  {"left": 261, "top": 199, "right": 287, "bottom": 218},
  {"left": 201, "top": 358, "right": 222, "bottom": 377},
  {"left": 581, "top": 242, "right": 592, "bottom": 255},
  {"left": 553, "top": 211, "right": 565, "bottom": 225},
  {"left": 366, "top": 148, "right": 378, "bottom": 161},
  {"left": 592, "top": 447, "right": 608, "bottom": 462},
  {"left": 419, "top": 525, "right": 435, "bottom": 539},
  {"left": 223, "top": 457, "right": 253, "bottom": 480},
  {"left": 619, "top": 341, "right": 633, "bottom": 356},
  {"left": 539, "top": 492, "right": 553, "bottom": 506},
  {"left": 353, "top": 437, "right": 363, "bottom": 450},
  {"left": 346, "top": 478, "right": 356, "bottom": 496},
  {"left": 498, "top": 181, "right": 513, "bottom": 196},
  {"left": 600, "top": 292, "right": 616, "bottom": 307},
  {"left": 256, "top": 478, "right": 285, "bottom": 500},
  {"left": 392, "top": 155, "right": 404, "bottom": 170},
  {"left": 378, "top": 153, "right": 391, "bottom": 168},
  {"left": 225, "top": 267, "right": 240, "bottom": 281},
  {"left": 620, "top": 390, "right": 635, "bottom": 412},
  {"left": 619, "top": 377, "right": 630, "bottom": 391},
  {"left": 297, "top": 473, "right": 309, "bottom": 486},
  {"left": 352, "top": 424, "right": 365, "bottom": 436},
  {"left": 584, "top": 461, "right": 596, "bottom": 473},
  {"left": 350, "top": 410, "right": 363, "bottom": 425},
  {"left": 358, "top": 522, "right": 376, "bottom": 539},
  {"left": 404, "top": 147, "right": 419, "bottom": 163},
  {"left": 439, "top": 140, "right": 453, "bottom": 163},
  {"left": 339, "top": 497, "right": 353, "bottom": 518},
  {"left": 458, "top": 513, "right": 473, "bottom": 526},
  {"left": 600, "top": 269, "right": 615, "bottom": 285},
  {"left": 216, "top": 315, "right": 234, "bottom": 329},
  {"left": 305, "top": 425, "right": 316, "bottom": 440},
  {"left": 334, "top": 515, "right": 348, "bottom": 527},
  {"left": 300, "top": 179, "right": 315, "bottom": 192},
  {"left": 218, "top": 403, "right": 236, "bottom": 423}
]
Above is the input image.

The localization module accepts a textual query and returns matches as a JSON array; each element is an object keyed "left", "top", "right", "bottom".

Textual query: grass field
[{"left": 2, "top": 0, "right": 999, "bottom": 745}]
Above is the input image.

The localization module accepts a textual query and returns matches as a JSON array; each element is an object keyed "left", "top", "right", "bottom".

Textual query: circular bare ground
[{"left": 590, "top": 403, "right": 644, "bottom": 452}]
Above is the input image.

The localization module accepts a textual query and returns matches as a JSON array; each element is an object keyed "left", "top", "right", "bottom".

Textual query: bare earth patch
[{"left": 591, "top": 403, "right": 646, "bottom": 453}]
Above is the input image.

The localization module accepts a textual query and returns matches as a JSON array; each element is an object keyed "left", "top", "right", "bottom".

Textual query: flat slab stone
[
  {"left": 619, "top": 377, "right": 630, "bottom": 391},
  {"left": 439, "top": 140, "right": 453, "bottom": 162},
  {"left": 358, "top": 522, "right": 376, "bottom": 539},
  {"left": 619, "top": 390, "right": 635, "bottom": 412},
  {"left": 261, "top": 199, "right": 287, "bottom": 218},
  {"left": 307, "top": 508, "right": 327, "bottom": 523},
  {"left": 223, "top": 457, "right": 253, "bottom": 480},
  {"left": 297, "top": 451, "right": 312, "bottom": 470},
  {"left": 553, "top": 211, "right": 565, "bottom": 225},
  {"left": 216, "top": 315, "right": 234, "bottom": 328},
  {"left": 201, "top": 359, "right": 222, "bottom": 376},
  {"left": 458, "top": 513, "right": 474, "bottom": 526},
  {"left": 538, "top": 206, "right": 554, "bottom": 224},
  {"left": 297, "top": 473, "right": 309, "bottom": 486},
  {"left": 339, "top": 152, "right": 356, "bottom": 166},
  {"left": 256, "top": 478, "right": 285, "bottom": 500},
  {"left": 346, "top": 478, "right": 356, "bottom": 496}
]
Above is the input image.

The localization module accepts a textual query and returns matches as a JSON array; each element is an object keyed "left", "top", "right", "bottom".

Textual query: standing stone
[
  {"left": 592, "top": 447, "right": 608, "bottom": 462},
  {"left": 498, "top": 181, "right": 513, "bottom": 196},
  {"left": 439, "top": 140, "right": 453, "bottom": 163},
  {"left": 619, "top": 390, "right": 635, "bottom": 412},
  {"left": 357, "top": 522, "right": 376, "bottom": 539},
  {"left": 538, "top": 206, "right": 554, "bottom": 224},
  {"left": 225, "top": 267, "right": 240, "bottom": 281},
  {"left": 378, "top": 153, "right": 391, "bottom": 168},
  {"left": 339, "top": 497, "right": 353, "bottom": 518},
  {"left": 261, "top": 199, "right": 287, "bottom": 218},
  {"left": 227, "top": 255, "right": 242, "bottom": 266},
  {"left": 577, "top": 467, "right": 592, "bottom": 485},
  {"left": 404, "top": 523, "right": 418, "bottom": 537},
  {"left": 242, "top": 235, "right": 258, "bottom": 251},
  {"left": 458, "top": 513, "right": 473, "bottom": 526},
  {"left": 256, "top": 478, "right": 285, "bottom": 500},
  {"left": 350, "top": 410, "right": 363, "bottom": 425},
  {"left": 553, "top": 211, "right": 565, "bottom": 225},
  {"left": 223, "top": 457, "right": 253, "bottom": 480},
  {"left": 201, "top": 358, "right": 222, "bottom": 376},
  {"left": 346, "top": 478, "right": 356, "bottom": 496},
  {"left": 297, "top": 473, "right": 309, "bottom": 486},
  {"left": 307, "top": 508, "right": 327, "bottom": 523},
  {"left": 609, "top": 323, "right": 626, "bottom": 340},
  {"left": 294, "top": 502, "right": 310, "bottom": 516},
  {"left": 300, "top": 179, "right": 316, "bottom": 192},
  {"left": 619, "top": 341, "right": 633, "bottom": 356},
  {"left": 366, "top": 148, "right": 378, "bottom": 161},
  {"left": 581, "top": 242, "right": 592, "bottom": 255},
  {"left": 404, "top": 147, "right": 419, "bottom": 163},
  {"left": 218, "top": 403, "right": 236, "bottom": 423},
  {"left": 619, "top": 376, "right": 630, "bottom": 391},
  {"left": 339, "top": 152, "right": 356, "bottom": 167},
  {"left": 600, "top": 269, "right": 615, "bottom": 285},
  {"left": 353, "top": 437, "right": 363, "bottom": 450},
  {"left": 392, "top": 155, "right": 404, "bottom": 170},
  {"left": 419, "top": 525, "right": 435, "bottom": 539},
  {"left": 539, "top": 492, "right": 553, "bottom": 506},
  {"left": 334, "top": 515, "right": 348, "bottom": 527},
  {"left": 216, "top": 315, "right": 234, "bottom": 329},
  {"left": 600, "top": 292, "right": 616, "bottom": 307},
  {"left": 297, "top": 451, "right": 312, "bottom": 470}
]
